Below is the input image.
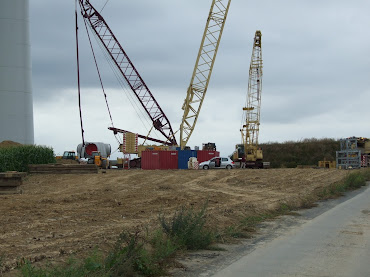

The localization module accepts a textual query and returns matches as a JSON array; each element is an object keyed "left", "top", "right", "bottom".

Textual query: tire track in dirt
[{"left": 0, "top": 168, "right": 347, "bottom": 274}]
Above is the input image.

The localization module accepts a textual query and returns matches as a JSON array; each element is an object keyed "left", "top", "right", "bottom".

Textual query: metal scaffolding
[{"left": 336, "top": 137, "right": 361, "bottom": 169}]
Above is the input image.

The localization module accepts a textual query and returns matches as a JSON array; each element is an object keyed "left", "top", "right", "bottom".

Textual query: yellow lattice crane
[
  {"left": 179, "top": 0, "right": 232, "bottom": 149},
  {"left": 235, "top": 30, "right": 263, "bottom": 168}
]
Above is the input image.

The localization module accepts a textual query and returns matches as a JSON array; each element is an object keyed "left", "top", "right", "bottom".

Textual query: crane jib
[
  {"left": 179, "top": 0, "right": 232, "bottom": 149},
  {"left": 77, "top": 0, "right": 177, "bottom": 146}
]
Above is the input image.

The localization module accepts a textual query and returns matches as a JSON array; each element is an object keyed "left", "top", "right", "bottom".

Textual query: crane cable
[
  {"left": 100, "top": 0, "right": 110, "bottom": 13},
  {"left": 80, "top": 1, "right": 164, "bottom": 144},
  {"left": 75, "top": 0, "right": 85, "bottom": 146},
  {"left": 86, "top": 22, "right": 163, "bottom": 142},
  {"left": 82, "top": 18, "right": 122, "bottom": 146},
  {"left": 82, "top": 18, "right": 115, "bottom": 129}
]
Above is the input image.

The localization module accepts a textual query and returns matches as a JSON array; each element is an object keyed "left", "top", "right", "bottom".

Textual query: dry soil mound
[{"left": 0, "top": 140, "right": 22, "bottom": 148}]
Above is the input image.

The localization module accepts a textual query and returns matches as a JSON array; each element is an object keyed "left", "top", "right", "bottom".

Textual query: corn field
[{"left": 0, "top": 145, "right": 55, "bottom": 172}]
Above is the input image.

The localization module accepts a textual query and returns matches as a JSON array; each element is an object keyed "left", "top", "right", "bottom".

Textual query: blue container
[{"left": 178, "top": 150, "right": 197, "bottom": 169}]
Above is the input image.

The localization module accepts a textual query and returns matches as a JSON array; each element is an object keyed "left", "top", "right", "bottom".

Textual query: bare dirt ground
[{"left": 0, "top": 168, "right": 347, "bottom": 274}]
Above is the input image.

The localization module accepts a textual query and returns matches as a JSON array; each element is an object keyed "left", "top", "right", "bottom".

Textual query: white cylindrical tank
[{"left": 0, "top": 0, "right": 34, "bottom": 144}]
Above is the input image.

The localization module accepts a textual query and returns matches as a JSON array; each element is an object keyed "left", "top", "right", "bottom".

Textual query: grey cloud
[{"left": 28, "top": 0, "right": 370, "bottom": 153}]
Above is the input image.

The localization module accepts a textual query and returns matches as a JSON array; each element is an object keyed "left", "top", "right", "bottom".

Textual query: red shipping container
[
  {"left": 141, "top": 151, "right": 160, "bottom": 170},
  {"left": 159, "top": 151, "right": 178, "bottom": 169},
  {"left": 197, "top": 150, "right": 220, "bottom": 163}
]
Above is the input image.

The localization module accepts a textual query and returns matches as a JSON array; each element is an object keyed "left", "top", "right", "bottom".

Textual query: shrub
[
  {"left": 105, "top": 230, "right": 176, "bottom": 277},
  {"left": 362, "top": 169, "right": 370, "bottom": 181},
  {"left": 0, "top": 145, "right": 55, "bottom": 172},
  {"left": 343, "top": 171, "right": 366, "bottom": 189},
  {"left": 159, "top": 202, "right": 214, "bottom": 250}
]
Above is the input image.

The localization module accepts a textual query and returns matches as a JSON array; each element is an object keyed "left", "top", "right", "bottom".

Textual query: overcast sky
[{"left": 30, "top": 0, "right": 370, "bottom": 157}]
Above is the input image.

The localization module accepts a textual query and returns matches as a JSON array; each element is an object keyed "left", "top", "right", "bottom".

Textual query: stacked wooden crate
[
  {"left": 0, "top": 171, "right": 27, "bottom": 195},
  {"left": 28, "top": 164, "right": 98, "bottom": 174}
]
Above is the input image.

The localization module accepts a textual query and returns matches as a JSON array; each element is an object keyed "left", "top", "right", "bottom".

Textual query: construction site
[{"left": 0, "top": 0, "right": 369, "bottom": 276}]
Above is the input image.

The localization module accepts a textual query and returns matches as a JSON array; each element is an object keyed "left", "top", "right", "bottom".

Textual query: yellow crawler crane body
[{"left": 241, "top": 31, "right": 263, "bottom": 163}]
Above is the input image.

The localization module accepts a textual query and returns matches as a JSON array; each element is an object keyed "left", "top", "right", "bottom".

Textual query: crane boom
[
  {"left": 179, "top": 0, "right": 231, "bottom": 149},
  {"left": 241, "top": 30, "right": 263, "bottom": 164},
  {"left": 78, "top": 0, "right": 177, "bottom": 145}
]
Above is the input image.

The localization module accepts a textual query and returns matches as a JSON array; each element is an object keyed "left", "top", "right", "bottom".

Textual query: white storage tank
[{"left": 0, "top": 0, "right": 34, "bottom": 144}]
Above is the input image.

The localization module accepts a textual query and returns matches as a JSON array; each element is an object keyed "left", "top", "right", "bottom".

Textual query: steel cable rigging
[
  {"left": 83, "top": 18, "right": 157, "bottom": 142},
  {"left": 76, "top": 0, "right": 177, "bottom": 146}
]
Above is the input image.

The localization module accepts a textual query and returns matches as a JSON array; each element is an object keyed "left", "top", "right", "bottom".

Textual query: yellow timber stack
[
  {"left": 180, "top": 0, "right": 232, "bottom": 149},
  {"left": 240, "top": 30, "right": 263, "bottom": 167}
]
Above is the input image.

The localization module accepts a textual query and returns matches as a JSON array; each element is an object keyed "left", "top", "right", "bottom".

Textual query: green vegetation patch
[
  {"left": 159, "top": 202, "right": 214, "bottom": 250},
  {"left": 0, "top": 145, "right": 55, "bottom": 172},
  {"left": 317, "top": 169, "right": 369, "bottom": 198},
  {"left": 260, "top": 138, "right": 340, "bottom": 168}
]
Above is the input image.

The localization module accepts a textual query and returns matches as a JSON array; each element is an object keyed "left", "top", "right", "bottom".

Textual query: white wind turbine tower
[{"left": 0, "top": 0, "right": 34, "bottom": 144}]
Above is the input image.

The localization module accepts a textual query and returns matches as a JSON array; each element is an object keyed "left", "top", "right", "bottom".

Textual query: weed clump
[
  {"left": 159, "top": 202, "right": 214, "bottom": 250},
  {"left": 343, "top": 171, "right": 366, "bottom": 189},
  {"left": 317, "top": 170, "right": 369, "bottom": 199},
  {"left": 19, "top": 252, "right": 106, "bottom": 277},
  {"left": 106, "top": 230, "right": 176, "bottom": 276}
]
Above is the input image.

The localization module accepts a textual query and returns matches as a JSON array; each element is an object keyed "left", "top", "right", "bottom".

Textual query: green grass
[
  {"left": 0, "top": 145, "right": 55, "bottom": 172},
  {"left": 19, "top": 252, "right": 106, "bottom": 277},
  {"left": 317, "top": 170, "right": 369, "bottom": 199}
]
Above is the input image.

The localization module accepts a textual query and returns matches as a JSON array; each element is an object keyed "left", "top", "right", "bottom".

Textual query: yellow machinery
[
  {"left": 91, "top": 151, "right": 109, "bottom": 169},
  {"left": 179, "top": 0, "right": 232, "bottom": 149},
  {"left": 137, "top": 145, "right": 170, "bottom": 157},
  {"left": 235, "top": 31, "right": 263, "bottom": 168}
]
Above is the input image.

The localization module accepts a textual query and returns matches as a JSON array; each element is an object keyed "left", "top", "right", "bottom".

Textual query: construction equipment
[
  {"left": 336, "top": 137, "right": 369, "bottom": 169},
  {"left": 62, "top": 151, "right": 78, "bottom": 160},
  {"left": 56, "top": 151, "right": 78, "bottom": 160},
  {"left": 89, "top": 151, "right": 109, "bottom": 169},
  {"left": 77, "top": 142, "right": 111, "bottom": 168},
  {"left": 76, "top": 1, "right": 232, "bottom": 167},
  {"left": 234, "top": 31, "right": 263, "bottom": 168},
  {"left": 77, "top": 0, "right": 176, "bottom": 146},
  {"left": 202, "top": 142, "right": 216, "bottom": 151},
  {"left": 179, "top": 0, "right": 232, "bottom": 149}
]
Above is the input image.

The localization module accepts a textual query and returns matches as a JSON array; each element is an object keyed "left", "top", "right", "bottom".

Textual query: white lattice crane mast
[
  {"left": 179, "top": 0, "right": 231, "bottom": 149},
  {"left": 241, "top": 30, "right": 263, "bottom": 165}
]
